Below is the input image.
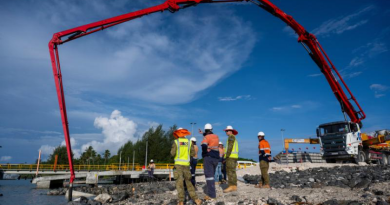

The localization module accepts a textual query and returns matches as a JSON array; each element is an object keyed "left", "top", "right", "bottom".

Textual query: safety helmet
[
  {"left": 204, "top": 123, "right": 213, "bottom": 130},
  {"left": 150, "top": 159, "right": 154, "bottom": 163},
  {"left": 219, "top": 141, "right": 223, "bottom": 145},
  {"left": 224, "top": 125, "right": 238, "bottom": 135},
  {"left": 177, "top": 127, "right": 184, "bottom": 130},
  {"left": 258, "top": 132, "right": 265, "bottom": 136},
  {"left": 190, "top": 137, "right": 196, "bottom": 142}
]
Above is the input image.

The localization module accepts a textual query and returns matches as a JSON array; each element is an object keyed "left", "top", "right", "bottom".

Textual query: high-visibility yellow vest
[
  {"left": 174, "top": 138, "right": 192, "bottom": 166},
  {"left": 224, "top": 137, "right": 239, "bottom": 159}
]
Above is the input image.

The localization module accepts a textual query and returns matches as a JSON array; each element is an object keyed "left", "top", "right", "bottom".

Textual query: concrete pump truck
[{"left": 48, "top": 0, "right": 382, "bottom": 200}]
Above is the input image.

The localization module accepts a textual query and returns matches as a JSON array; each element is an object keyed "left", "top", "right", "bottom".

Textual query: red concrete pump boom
[{"left": 48, "top": 0, "right": 365, "bottom": 200}]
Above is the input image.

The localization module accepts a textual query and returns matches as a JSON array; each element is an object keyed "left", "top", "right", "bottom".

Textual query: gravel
[{"left": 55, "top": 164, "right": 390, "bottom": 204}]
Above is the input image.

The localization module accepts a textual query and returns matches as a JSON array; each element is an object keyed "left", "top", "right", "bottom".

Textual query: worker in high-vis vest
[
  {"left": 199, "top": 123, "right": 220, "bottom": 201},
  {"left": 223, "top": 125, "right": 239, "bottom": 193},
  {"left": 255, "top": 131, "right": 271, "bottom": 189},
  {"left": 170, "top": 128, "right": 202, "bottom": 205}
]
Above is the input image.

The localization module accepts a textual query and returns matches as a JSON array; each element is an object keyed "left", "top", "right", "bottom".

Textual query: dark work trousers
[
  {"left": 222, "top": 162, "right": 227, "bottom": 181},
  {"left": 190, "top": 157, "right": 198, "bottom": 187},
  {"left": 203, "top": 156, "right": 219, "bottom": 198}
]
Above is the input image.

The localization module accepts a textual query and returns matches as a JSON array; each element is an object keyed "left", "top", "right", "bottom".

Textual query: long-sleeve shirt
[
  {"left": 225, "top": 134, "right": 236, "bottom": 159},
  {"left": 259, "top": 139, "right": 271, "bottom": 162}
]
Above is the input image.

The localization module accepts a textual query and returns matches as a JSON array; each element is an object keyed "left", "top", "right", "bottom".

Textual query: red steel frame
[{"left": 48, "top": 0, "right": 365, "bottom": 199}]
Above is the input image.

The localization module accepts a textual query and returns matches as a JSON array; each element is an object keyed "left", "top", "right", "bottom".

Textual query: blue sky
[{"left": 0, "top": 0, "right": 389, "bottom": 163}]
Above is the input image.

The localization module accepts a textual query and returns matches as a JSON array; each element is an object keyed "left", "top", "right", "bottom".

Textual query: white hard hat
[
  {"left": 219, "top": 141, "right": 223, "bottom": 145},
  {"left": 204, "top": 123, "right": 213, "bottom": 130},
  {"left": 150, "top": 159, "right": 154, "bottom": 162},
  {"left": 190, "top": 137, "right": 196, "bottom": 142},
  {"left": 177, "top": 127, "right": 184, "bottom": 130},
  {"left": 225, "top": 125, "right": 233, "bottom": 130},
  {"left": 258, "top": 132, "right": 265, "bottom": 136}
]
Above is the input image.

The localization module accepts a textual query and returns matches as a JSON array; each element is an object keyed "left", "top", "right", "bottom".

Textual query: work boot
[
  {"left": 254, "top": 183, "right": 262, "bottom": 188},
  {"left": 223, "top": 185, "right": 237, "bottom": 193},
  {"left": 261, "top": 184, "right": 270, "bottom": 189},
  {"left": 194, "top": 199, "right": 202, "bottom": 205},
  {"left": 178, "top": 202, "right": 184, "bottom": 205}
]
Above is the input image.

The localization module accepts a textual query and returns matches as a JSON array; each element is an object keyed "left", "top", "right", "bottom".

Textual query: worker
[
  {"left": 147, "top": 159, "right": 155, "bottom": 180},
  {"left": 190, "top": 137, "right": 198, "bottom": 187},
  {"left": 214, "top": 142, "right": 224, "bottom": 184},
  {"left": 223, "top": 125, "right": 239, "bottom": 193},
  {"left": 199, "top": 123, "right": 220, "bottom": 201},
  {"left": 255, "top": 131, "right": 271, "bottom": 188},
  {"left": 170, "top": 128, "right": 202, "bottom": 205}
]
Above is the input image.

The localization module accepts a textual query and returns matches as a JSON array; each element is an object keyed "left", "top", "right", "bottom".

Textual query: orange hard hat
[{"left": 173, "top": 128, "right": 191, "bottom": 139}]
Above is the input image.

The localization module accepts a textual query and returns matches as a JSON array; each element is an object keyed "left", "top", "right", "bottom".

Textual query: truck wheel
[
  {"left": 355, "top": 150, "right": 366, "bottom": 164},
  {"left": 388, "top": 155, "right": 390, "bottom": 165},
  {"left": 383, "top": 154, "right": 389, "bottom": 165}
]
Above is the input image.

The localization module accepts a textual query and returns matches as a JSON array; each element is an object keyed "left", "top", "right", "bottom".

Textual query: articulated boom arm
[
  {"left": 49, "top": 0, "right": 365, "bottom": 199},
  {"left": 250, "top": 0, "right": 365, "bottom": 125}
]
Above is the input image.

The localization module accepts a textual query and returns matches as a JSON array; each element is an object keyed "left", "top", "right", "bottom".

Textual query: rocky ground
[{"left": 52, "top": 164, "right": 390, "bottom": 205}]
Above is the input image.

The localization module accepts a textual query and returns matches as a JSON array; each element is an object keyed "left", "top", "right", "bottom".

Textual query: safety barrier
[{"left": 0, "top": 163, "right": 205, "bottom": 172}]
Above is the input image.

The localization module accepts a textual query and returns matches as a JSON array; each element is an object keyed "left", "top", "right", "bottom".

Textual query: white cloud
[
  {"left": 282, "top": 26, "right": 296, "bottom": 37},
  {"left": 0, "top": 156, "right": 12, "bottom": 162},
  {"left": 39, "top": 145, "right": 56, "bottom": 156},
  {"left": 81, "top": 110, "right": 138, "bottom": 154},
  {"left": 218, "top": 95, "right": 252, "bottom": 101},
  {"left": 271, "top": 102, "right": 319, "bottom": 113},
  {"left": 312, "top": 6, "right": 374, "bottom": 36},
  {"left": 308, "top": 73, "right": 322, "bottom": 77},
  {"left": 370, "top": 84, "right": 389, "bottom": 98},
  {"left": 370, "top": 84, "right": 389, "bottom": 91},
  {"left": 54, "top": 6, "right": 257, "bottom": 105}
]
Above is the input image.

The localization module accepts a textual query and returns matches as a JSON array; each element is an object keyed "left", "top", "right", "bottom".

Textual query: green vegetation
[
  {"left": 43, "top": 124, "right": 256, "bottom": 165},
  {"left": 43, "top": 124, "right": 178, "bottom": 165}
]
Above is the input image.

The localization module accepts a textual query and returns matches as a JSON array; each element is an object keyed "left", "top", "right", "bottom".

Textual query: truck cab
[{"left": 317, "top": 121, "right": 362, "bottom": 163}]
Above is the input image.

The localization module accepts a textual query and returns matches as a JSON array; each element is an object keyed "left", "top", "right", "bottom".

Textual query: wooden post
[
  {"left": 169, "top": 165, "right": 171, "bottom": 181},
  {"left": 35, "top": 150, "right": 41, "bottom": 178},
  {"left": 53, "top": 155, "right": 58, "bottom": 171}
]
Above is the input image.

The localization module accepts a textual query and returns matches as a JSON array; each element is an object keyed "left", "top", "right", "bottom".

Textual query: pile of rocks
[
  {"left": 243, "top": 165, "right": 390, "bottom": 189},
  {"left": 47, "top": 188, "right": 67, "bottom": 195},
  {"left": 62, "top": 182, "right": 179, "bottom": 205}
]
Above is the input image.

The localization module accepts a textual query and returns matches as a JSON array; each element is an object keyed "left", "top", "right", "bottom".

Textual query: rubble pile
[{"left": 243, "top": 165, "right": 390, "bottom": 189}]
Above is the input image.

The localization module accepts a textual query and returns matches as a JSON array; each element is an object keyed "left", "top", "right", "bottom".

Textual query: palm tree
[{"left": 104, "top": 150, "right": 111, "bottom": 165}]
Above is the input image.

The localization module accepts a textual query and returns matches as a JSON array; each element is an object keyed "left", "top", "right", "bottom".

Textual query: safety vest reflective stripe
[
  {"left": 174, "top": 138, "right": 191, "bottom": 166},
  {"left": 224, "top": 138, "right": 239, "bottom": 159}
]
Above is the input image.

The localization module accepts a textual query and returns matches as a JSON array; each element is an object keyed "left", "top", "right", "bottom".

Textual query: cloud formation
[
  {"left": 370, "top": 84, "right": 389, "bottom": 98},
  {"left": 271, "top": 102, "right": 319, "bottom": 113},
  {"left": 312, "top": 5, "right": 374, "bottom": 36},
  {"left": 0, "top": 156, "right": 12, "bottom": 162},
  {"left": 218, "top": 95, "right": 252, "bottom": 101},
  {"left": 81, "top": 110, "right": 138, "bottom": 154}
]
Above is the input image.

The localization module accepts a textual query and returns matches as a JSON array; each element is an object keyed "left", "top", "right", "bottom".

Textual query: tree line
[{"left": 43, "top": 124, "right": 178, "bottom": 165}]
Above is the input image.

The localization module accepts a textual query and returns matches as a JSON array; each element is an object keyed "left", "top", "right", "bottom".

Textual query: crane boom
[{"left": 48, "top": 0, "right": 365, "bottom": 200}]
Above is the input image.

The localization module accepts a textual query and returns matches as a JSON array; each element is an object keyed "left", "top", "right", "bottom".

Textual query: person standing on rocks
[
  {"left": 223, "top": 125, "right": 239, "bottom": 193},
  {"left": 148, "top": 160, "right": 155, "bottom": 180},
  {"left": 190, "top": 137, "right": 198, "bottom": 187},
  {"left": 199, "top": 123, "right": 220, "bottom": 201},
  {"left": 255, "top": 131, "right": 271, "bottom": 189},
  {"left": 171, "top": 128, "right": 202, "bottom": 205}
]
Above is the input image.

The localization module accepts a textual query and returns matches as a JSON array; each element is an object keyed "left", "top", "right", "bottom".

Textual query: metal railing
[
  {"left": 0, "top": 163, "right": 205, "bottom": 172},
  {"left": 0, "top": 162, "right": 253, "bottom": 172}
]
